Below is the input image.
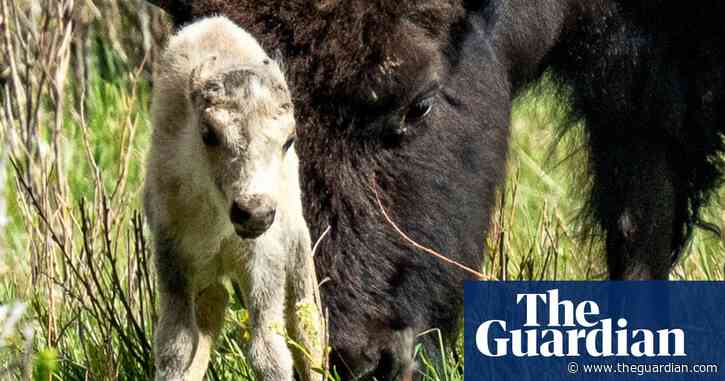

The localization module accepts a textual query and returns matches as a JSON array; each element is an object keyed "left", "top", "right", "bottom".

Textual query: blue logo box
[{"left": 464, "top": 282, "right": 725, "bottom": 380}]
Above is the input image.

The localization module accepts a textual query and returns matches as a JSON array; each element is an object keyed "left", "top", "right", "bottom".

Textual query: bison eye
[
  {"left": 282, "top": 134, "right": 296, "bottom": 153},
  {"left": 201, "top": 122, "right": 220, "bottom": 147},
  {"left": 405, "top": 97, "right": 434, "bottom": 124}
]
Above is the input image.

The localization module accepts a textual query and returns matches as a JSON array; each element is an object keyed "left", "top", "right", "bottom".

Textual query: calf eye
[
  {"left": 405, "top": 97, "right": 434, "bottom": 124},
  {"left": 283, "top": 134, "right": 296, "bottom": 153},
  {"left": 201, "top": 122, "right": 220, "bottom": 147}
]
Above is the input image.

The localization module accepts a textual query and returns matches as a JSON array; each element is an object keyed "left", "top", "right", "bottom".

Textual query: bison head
[{"left": 148, "top": 1, "right": 509, "bottom": 379}]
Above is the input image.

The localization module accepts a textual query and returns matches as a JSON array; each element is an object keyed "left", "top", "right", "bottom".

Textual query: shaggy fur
[
  {"left": 144, "top": 16, "right": 323, "bottom": 381},
  {"left": 148, "top": 1, "right": 725, "bottom": 379}
]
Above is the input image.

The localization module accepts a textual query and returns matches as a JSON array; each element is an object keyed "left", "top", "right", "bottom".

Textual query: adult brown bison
[{"left": 147, "top": 1, "right": 725, "bottom": 379}]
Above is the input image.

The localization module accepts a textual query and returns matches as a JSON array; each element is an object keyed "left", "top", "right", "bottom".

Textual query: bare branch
[{"left": 370, "top": 178, "right": 489, "bottom": 280}]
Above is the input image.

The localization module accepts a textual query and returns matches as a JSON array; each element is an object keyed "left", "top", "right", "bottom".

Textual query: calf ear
[{"left": 146, "top": 0, "right": 194, "bottom": 25}]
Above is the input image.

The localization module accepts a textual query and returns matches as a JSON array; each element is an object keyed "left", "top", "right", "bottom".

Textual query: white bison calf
[{"left": 144, "top": 16, "right": 323, "bottom": 381}]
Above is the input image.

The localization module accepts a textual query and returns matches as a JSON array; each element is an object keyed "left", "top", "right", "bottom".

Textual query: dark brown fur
[
  {"left": 154, "top": 1, "right": 463, "bottom": 123},
  {"left": 148, "top": 1, "right": 725, "bottom": 379}
]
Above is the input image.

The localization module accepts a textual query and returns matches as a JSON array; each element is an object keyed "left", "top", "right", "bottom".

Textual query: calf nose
[{"left": 230, "top": 195, "right": 276, "bottom": 239}]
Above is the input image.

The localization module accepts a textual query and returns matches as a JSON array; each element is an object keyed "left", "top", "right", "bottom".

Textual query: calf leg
[
  {"left": 153, "top": 235, "right": 199, "bottom": 381},
  {"left": 248, "top": 309, "right": 295, "bottom": 381},
  {"left": 154, "top": 289, "right": 197, "bottom": 381},
  {"left": 188, "top": 283, "right": 228, "bottom": 380},
  {"left": 589, "top": 135, "right": 683, "bottom": 279},
  {"left": 241, "top": 251, "right": 295, "bottom": 381},
  {"left": 155, "top": 284, "right": 227, "bottom": 381},
  {"left": 153, "top": 234, "right": 228, "bottom": 381}
]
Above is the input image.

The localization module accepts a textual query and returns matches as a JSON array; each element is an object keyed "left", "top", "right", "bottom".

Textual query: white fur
[{"left": 145, "top": 16, "right": 323, "bottom": 381}]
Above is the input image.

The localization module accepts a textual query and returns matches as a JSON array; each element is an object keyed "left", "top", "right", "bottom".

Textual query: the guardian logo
[{"left": 476, "top": 289, "right": 686, "bottom": 358}]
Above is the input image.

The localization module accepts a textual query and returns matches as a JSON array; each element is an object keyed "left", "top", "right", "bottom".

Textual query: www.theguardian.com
[{"left": 568, "top": 361, "right": 719, "bottom": 376}]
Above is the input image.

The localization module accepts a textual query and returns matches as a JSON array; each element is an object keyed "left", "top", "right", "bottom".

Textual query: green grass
[
  {"left": 0, "top": 36, "right": 722, "bottom": 381},
  {"left": 486, "top": 80, "right": 724, "bottom": 282}
]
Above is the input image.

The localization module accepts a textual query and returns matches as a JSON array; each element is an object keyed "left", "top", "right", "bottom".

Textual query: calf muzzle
[{"left": 230, "top": 195, "right": 276, "bottom": 238}]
